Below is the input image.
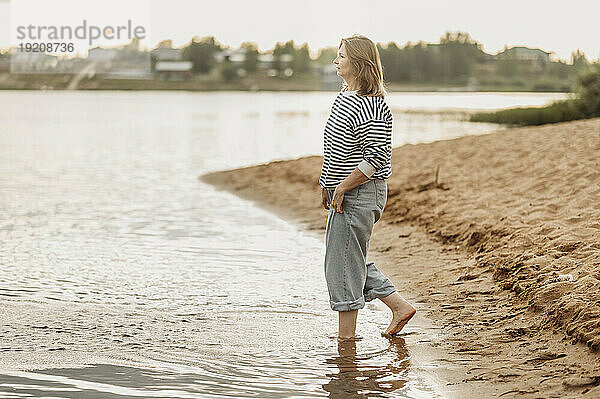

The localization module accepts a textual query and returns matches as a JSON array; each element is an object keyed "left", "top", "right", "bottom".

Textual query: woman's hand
[
  {"left": 322, "top": 188, "right": 331, "bottom": 210},
  {"left": 331, "top": 188, "right": 344, "bottom": 213}
]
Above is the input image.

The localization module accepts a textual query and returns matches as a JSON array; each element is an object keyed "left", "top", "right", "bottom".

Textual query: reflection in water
[
  {"left": 0, "top": 337, "right": 426, "bottom": 399},
  {"left": 323, "top": 336, "right": 410, "bottom": 398}
]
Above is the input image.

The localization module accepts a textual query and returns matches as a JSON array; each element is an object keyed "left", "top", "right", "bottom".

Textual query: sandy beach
[{"left": 200, "top": 117, "right": 600, "bottom": 398}]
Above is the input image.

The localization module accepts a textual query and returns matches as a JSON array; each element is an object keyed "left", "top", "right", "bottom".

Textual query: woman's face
[{"left": 333, "top": 44, "right": 353, "bottom": 81}]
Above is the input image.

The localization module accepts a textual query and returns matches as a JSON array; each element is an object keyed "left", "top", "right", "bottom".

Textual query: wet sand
[{"left": 200, "top": 117, "right": 600, "bottom": 398}]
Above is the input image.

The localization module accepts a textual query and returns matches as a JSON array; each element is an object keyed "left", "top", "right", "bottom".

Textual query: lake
[{"left": 0, "top": 90, "right": 567, "bottom": 398}]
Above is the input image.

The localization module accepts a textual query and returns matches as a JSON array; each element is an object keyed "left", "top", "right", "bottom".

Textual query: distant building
[
  {"left": 215, "top": 49, "right": 246, "bottom": 64},
  {"left": 496, "top": 46, "right": 551, "bottom": 64},
  {"left": 150, "top": 47, "right": 184, "bottom": 76},
  {"left": 151, "top": 47, "right": 183, "bottom": 61},
  {"left": 9, "top": 48, "right": 58, "bottom": 72},
  {"left": 87, "top": 47, "right": 118, "bottom": 62},
  {"left": 154, "top": 60, "right": 193, "bottom": 80},
  {"left": 257, "top": 53, "right": 274, "bottom": 71},
  {"left": 279, "top": 54, "right": 293, "bottom": 63},
  {"left": 256, "top": 53, "right": 293, "bottom": 75}
]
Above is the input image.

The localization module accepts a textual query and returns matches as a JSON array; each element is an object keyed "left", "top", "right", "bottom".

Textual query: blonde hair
[{"left": 339, "top": 35, "right": 387, "bottom": 98}]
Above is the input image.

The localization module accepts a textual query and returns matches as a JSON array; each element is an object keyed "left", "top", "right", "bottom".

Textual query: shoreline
[
  {"left": 0, "top": 73, "right": 572, "bottom": 93},
  {"left": 200, "top": 117, "right": 600, "bottom": 397}
]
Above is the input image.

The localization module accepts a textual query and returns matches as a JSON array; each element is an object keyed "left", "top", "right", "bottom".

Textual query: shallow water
[{"left": 0, "top": 90, "right": 566, "bottom": 398}]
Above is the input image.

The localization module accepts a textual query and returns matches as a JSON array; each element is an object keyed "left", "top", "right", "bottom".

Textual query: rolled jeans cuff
[
  {"left": 330, "top": 296, "right": 366, "bottom": 312},
  {"left": 364, "top": 286, "right": 396, "bottom": 303}
]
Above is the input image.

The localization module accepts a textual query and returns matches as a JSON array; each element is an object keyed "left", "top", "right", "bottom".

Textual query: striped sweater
[{"left": 319, "top": 90, "right": 393, "bottom": 189}]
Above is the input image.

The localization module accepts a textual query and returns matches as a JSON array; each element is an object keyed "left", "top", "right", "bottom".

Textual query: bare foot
[
  {"left": 382, "top": 310, "right": 416, "bottom": 337},
  {"left": 382, "top": 305, "right": 416, "bottom": 337}
]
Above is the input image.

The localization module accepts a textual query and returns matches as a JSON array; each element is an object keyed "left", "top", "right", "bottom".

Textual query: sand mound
[{"left": 378, "top": 117, "right": 600, "bottom": 351}]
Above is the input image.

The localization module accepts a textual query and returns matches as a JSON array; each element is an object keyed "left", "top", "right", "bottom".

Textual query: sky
[{"left": 1, "top": 0, "right": 599, "bottom": 62}]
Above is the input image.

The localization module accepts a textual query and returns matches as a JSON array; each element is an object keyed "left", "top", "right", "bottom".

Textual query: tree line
[{"left": 178, "top": 32, "right": 597, "bottom": 90}]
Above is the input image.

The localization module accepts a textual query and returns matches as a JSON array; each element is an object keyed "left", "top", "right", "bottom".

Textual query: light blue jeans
[{"left": 325, "top": 179, "right": 396, "bottom": 311}]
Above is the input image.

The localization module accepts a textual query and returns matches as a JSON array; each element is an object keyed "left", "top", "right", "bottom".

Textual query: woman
[{"left": 319, "top": 35, "right": 417, "bottom": 341}]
